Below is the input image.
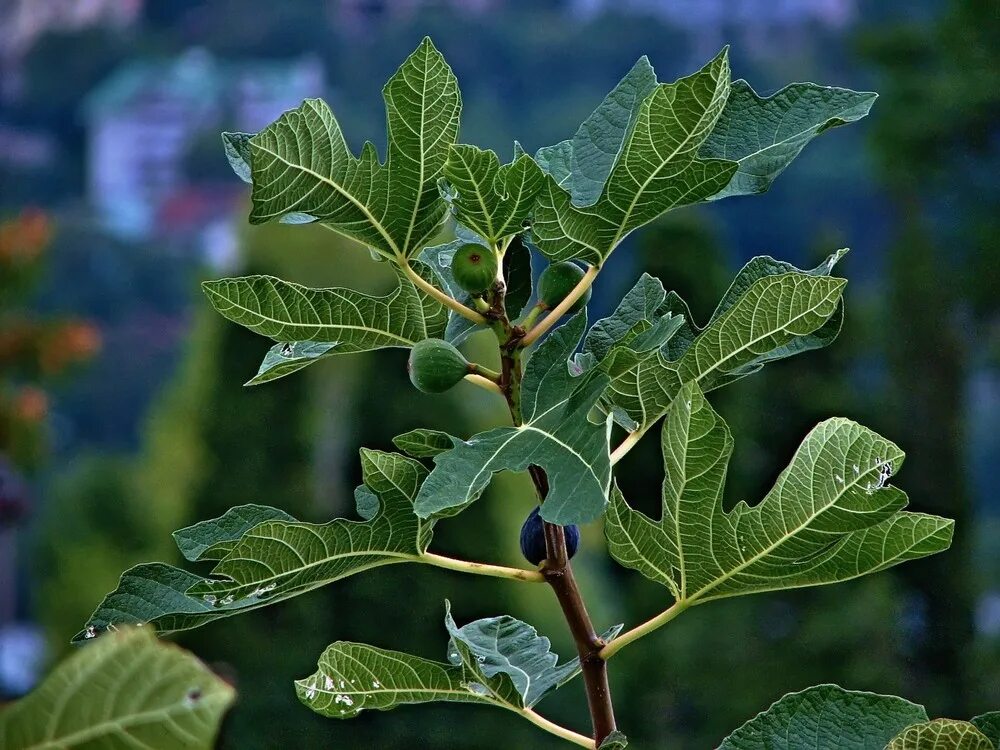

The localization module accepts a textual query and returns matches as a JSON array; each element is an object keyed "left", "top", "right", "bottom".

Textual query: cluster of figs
[
  {"left": 406, "top": 243, "right": 591, "bottom": 394},
  {"left": 405, "top": 242, "right": 586, "bottom": 565}
]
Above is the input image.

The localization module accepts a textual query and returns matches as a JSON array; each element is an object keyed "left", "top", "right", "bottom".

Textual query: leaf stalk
[
  {"left": 520, "top": 265, "right": 599, "bottom": 347},
  {"left": 400, "top": 259, "right": 488, "bottom": 325},
  {"left": 420, "top": 552, "right": 544, "bottom": 583},
  {"left": 599, "top": 600, "right": 690, "bottom": 660},
  {"left": 517, "top": 707, "right": 595, "bottom": 748}
]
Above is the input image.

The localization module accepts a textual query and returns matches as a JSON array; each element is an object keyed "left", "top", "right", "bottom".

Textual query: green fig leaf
[
  {"left": 605, "top": 382, "right": 954, "bottom": 604},
  {"left": 702, "top": 81, "right": 877, "bottom": 200},
  {"left": 172, "top": 503, "right": 295, "bottom": 562},
  {"left": 393, "top": 428, "right": 457, "bottom": 458},
  {"left": 885, "top": 720, "right": 995, "bottom": 750},
  {"left": 445, "top": 145, "right": 544, "bottom": 245},
  {"left": 413, "top": 314, "right": 613, "bottom": 525},
  {"left": 242, "top": 38, "right": 461, "bottom": 260},
  {"left": 0, "top": 628, "right": 234, "bottom": 750},
  {"left": 532, "top": 49, "right": 735, "bottom": 266},
  {"left": 76, "top": 451, "right": 433, "bottom": 639},
  {"left": 718, "top": 684, "right": 928, "bottom": 750}
]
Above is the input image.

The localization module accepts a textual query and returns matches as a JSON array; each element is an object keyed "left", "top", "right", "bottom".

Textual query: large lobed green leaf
[
  {"left": 444, "top": 145, "right": 544, "bottom": 245},
  {"left": 76, "top": 450, "right": 434, "bottom": 640},
  {"left": 0, "top": 628, "right": 234, "bottom": 749},
  {"left": 413, "top": 313, "right": 613, "bottom": 525},
  {"left": 236, "top": 38, "right": 461, "bottom": 260},
  {"left": 589, "top": 249, "right": 847, "bottom": 435},
  {"left": 532, "top": 49, "right": 735, "bottom": 266},
  {"left": 296, "top": 602, "right": 618, "bottom": 722},
  {"left": 531, "top": 51, "right": 874, "bottom": 266},
  {"left": 202, "top": 260, "right": 447, "bottom": 384},
  {"left": 702, "top": 81, "right": 877, "bottom": 200},
  {"left": 605, "top": 381, "right": 953, "bottom": 605}
]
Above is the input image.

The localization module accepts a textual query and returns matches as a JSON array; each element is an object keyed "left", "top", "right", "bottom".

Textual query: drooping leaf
[
  {"left": 444, "top": 145, "right": 543, "bottom": 244},
  {"left": 594, "top": 254, "right": 847, "bottom": 433},
  {"left": 972, "top": 714, "right": 1000, "bottom": 747},
  {"left": 172, "top": 503, "right": 295, "bottom": 562},
  {"left": 393, "top": 428, "right": 456, "bottom": 458},
  {"left": 242, "top": 38, "right": 461, "bottom": 259},
  {"left": 535, "top": 55, "right": 658, "bottom": 207},
  {"left": 605, "top": 381, "right": 954, "bottom": 604},
  {"left": 76, "top": 451, "right": 433, "bottom": 639},
  {"left": 532, "top": 49, "right": 736, "bottom": 266},
  {"left": 885, "top": 720, "right": 995, "bottom": 750},
  {"left": 296, "top": 603, "right": 613, "bottom": 722},
  {"left": 0, "top": 628, "right": 234, "bottom": 750},
  {"left": 702, "top": 81, "right": 877, "bottom": 200},
  {"left": 413, "top": 314, "right": 613, "bottom": 525},
  {"left": 203, "top": 262, "right": 447, "bottom": 350},
  {"left": 718, "top": 684, "right": 928, "bottom": 750},
  {"left": 245, "top": 341, "right": 341, "bottom": 386},
  {"left": 443, "top": 601, "right": 621, "bottom": 709}
]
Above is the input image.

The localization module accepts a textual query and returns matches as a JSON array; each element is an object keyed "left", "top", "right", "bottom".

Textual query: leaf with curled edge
[
  {"left": 413, "top": 313, "right": 613, "bottom": 525},
  {"left": 238, "top": 38, "right": 461, "bottom": 260},
  {"left": 605, "top": 381, "right": 954, "bottom": 604},
  {"left": 295, "top": 602, "right": 621, "bottom": 722}
]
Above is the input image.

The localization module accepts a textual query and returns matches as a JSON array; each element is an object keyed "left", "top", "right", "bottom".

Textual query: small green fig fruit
[
  {"left": 407, "top": 338, "right": 470, "bottom": 394},
  {"left": 450, "top": 243, "right": 498, "bottom": 295},
  {"left": 537, "top": 261, "right": 591, "bottom": 313}
]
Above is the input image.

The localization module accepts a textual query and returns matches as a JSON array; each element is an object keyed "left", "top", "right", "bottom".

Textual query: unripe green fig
[
  {"left": 407, "top": 338, "right": 470, "bottom": 394},
  {"left": 450, "top": 243, "right": 498, "bottom": 295},
  {"left": 537, "top": 261, "right": 591, "bottom": 313}
]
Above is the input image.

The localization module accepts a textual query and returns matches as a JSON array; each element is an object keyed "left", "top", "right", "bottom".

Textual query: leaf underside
[
  {"left": 886, "top": 720, "right": 995, "bottom": 750},
  {"left": 0, "top": 628, "right": 234, "bottom": 750},
  {"left": 76, "top": 450, "right": 433, "bottom": 639},
  {"left": 605, "top": 381, "right": 953, "bottom": 605}
]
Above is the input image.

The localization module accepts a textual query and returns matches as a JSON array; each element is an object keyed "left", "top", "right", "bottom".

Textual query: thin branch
[
  {"left": 516, "top": 707, "right": 595, "bottom": 748},
  {"left": 520, "top": 265, "right": 599, "bottom": 347},
  {"left": 401, "top": 260, "right": 488, "bottom": 325},
  {"left": 599, "top": 600, "right": 690, "bottom": 660},
  {"left": 464, "top": 373, "right": 504, "bottom": 395},
  {"left": 420, "top": 552, "right": 544, "bottom": 583}
]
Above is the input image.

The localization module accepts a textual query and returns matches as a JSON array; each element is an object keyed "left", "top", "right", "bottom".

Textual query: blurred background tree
[{"left": 3, "top": 0, "right": 997, "bottom": 746}]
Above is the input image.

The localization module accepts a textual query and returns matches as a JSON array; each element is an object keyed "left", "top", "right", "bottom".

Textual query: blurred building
[{"left": 82, "top": 49, "right": 325, "bottom": 244}]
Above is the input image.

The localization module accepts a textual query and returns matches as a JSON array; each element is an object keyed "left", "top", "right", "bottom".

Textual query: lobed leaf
[
  {"left": 296, "top": 603, "right": 615, "bottom": 721},
  {"left": 0, "top": 628, "right": 234, "bottom": 750},
  {"left": 535, "top": 55, "right": 658, "bottom": 207},
  {"left": 76, "top": 450, "right": 433, "bottom": 640},
  {"left": 242, "top": 38, "right": 461, "bottom": 259},
  {"left": 532, "top": 49, "right": 735, "bottom": 266},
  {"left": 718, "top": 684, "right": 929, "bottom": 750},
  {"left": 444, "top": 145, "right": 544, "bottom": 244},
  {"left": 605, "top": 381, "right": 954, "bottom": 604},
  {"left": 413, "top": 314, "right": 613, "bottom": 525},
  {"left": 702, "top": 81, "right": 877, "bottom": 200},
  {"left": 592, "top": 251, "right": 847, "bottom": 434},
  {"left": 886, "top": 720, "right": 995, "bottom": 750}
]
